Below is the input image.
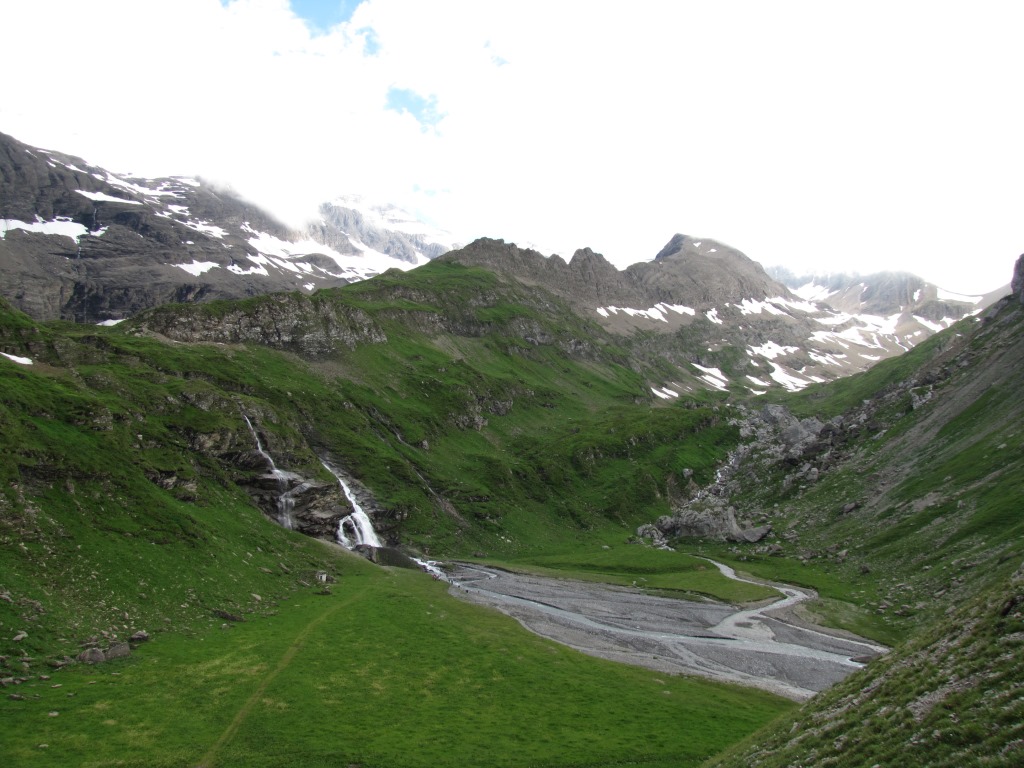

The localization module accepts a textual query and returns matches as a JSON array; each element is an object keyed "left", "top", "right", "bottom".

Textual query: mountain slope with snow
[
  {"left": 0, "top": 132, "right": 456, "bottom": 323},
  {"left": 443, "top": 236, "right": 1001, "bottom": 396}
]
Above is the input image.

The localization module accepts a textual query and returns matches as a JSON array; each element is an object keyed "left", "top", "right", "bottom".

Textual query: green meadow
[{"left": 2, "top": 555, "right": 791, "bottom": 768}]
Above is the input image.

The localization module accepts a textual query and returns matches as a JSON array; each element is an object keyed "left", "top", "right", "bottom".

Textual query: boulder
[
  {"left": 76, "top": 648, "right": 105, "bottom": 664},
  {"left": 104, "top": 643, "right": 131, "bottom": 660},
  {"left": 636, "top": 524, "right": 669, "bottom": 548},
  {"left": 733, "top": 525, "right": 772, "bottom": 543},
  {"left": 654, "top": 515, "right": 676, "bottom": 534}
]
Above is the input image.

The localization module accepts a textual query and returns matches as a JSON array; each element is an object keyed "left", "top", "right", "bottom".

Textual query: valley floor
[
  {"left": 446, "top": 561, "right": 886, "bottom": 701},
  {"left": 2, "top": 561, "right": 793, "bottom": 768}
]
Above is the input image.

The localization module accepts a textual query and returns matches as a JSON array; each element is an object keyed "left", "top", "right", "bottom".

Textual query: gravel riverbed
[{"left": 445, "top": 561, "right": 887, "bottom": 701}]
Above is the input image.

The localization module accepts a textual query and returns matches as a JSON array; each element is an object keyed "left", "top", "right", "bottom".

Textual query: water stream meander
[{"left": 441, "top": 559, "right": 887, "bottom": 701}]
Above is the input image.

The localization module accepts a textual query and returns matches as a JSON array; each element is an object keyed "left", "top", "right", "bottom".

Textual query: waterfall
[
  {"left": 320, "top": 460, "right": 382, "bottom": 549},
  {"left": 242, "top": 414, "right": 301, "bottom": 529}
]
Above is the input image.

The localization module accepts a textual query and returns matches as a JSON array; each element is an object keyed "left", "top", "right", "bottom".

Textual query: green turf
[{"left": 2, "top": 564, "right": 792, "bottom": 768}]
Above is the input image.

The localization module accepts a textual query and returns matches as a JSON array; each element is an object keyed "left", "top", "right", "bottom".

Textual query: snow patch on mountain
[
  {"left": 1, "top": 216, "right": 89, "bottom": 243},
  {"left": 749, "top": 341, "right": 800, "bottom": 360},
  {"left": 737, "top": 298, "right": 787, "bottom": 316},
  {"left": 0, "top": 352, "right": 33, "bottom": 365},
  {"left": 651, "top": 386, "right": 680, "bottom": 399},
  {"left": 226, "top": 255, "right": 270, "bottom": 277},
  {"left": 937, "top": 287, "right": 983, "bottom": 304},
  {"left": 808, "top": 350, "right": 848, "bottom": 367},
  {"left": 597, "top": 303, "right": 696, "bottom": 322},
  {"left": 768, "top": 363, "right": 811, "bottom": 391},
  {"left": 692, "top": 363, "right": 729, "bottom": 391},
  {"left": 913, "top": 315, "right": 956, "bottom": 332},
  {"left": 770, "top": 296, "right": 820, "bottom": 314},
  {"left": 75, "top": 189, "right": 142, "bottom": 205},
  {"left": 185, "top": 220, "right": 229, "bottom": 239},
  {"left": 793, "top": 281, "right": 837, "bottom": 302},
  {"left": 99, "top": 173, "right": 184, "bottom": 199},
  {"left": 175, "top": 260, "right": 220, "bottom": 276}
]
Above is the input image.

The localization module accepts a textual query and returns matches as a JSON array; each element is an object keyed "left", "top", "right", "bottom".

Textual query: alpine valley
[{"left": 1, "top": 131, "right": 1021, "bottom": 768}]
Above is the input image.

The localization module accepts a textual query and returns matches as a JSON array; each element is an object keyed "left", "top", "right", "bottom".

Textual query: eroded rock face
[
  {"left": 651, "top": 500, "right": 771, "bottom": 544},
  {"left": 135, "top": 295, "right": 387, "bottom": 356},
  {"left": 1012, "top": 254, "right": 1024, "bottom": 304},
  {"left": 636, "top": 403, "right": 835, "bottom": 546}
]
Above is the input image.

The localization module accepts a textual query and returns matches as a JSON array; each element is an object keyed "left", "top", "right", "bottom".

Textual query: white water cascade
[
  {"left": 320, "top": 460, "right": 382, "bottom": 549},
  {"left": 242, "top": 414, "right": 302, "bottom": 529}
]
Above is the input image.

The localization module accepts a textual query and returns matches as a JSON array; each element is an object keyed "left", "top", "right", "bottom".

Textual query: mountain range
[
  {"left": 1, "top": 131, "right": 1001, "bottom": 395},
  {"left": 0, "top": 129, "right": 1022, "bottom": 767}
]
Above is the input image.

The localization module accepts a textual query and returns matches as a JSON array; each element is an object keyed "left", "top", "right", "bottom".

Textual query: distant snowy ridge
[
  {"left": 624, "top": 290, "right": 981, "bottom": 395},
  {"left": 609, "top": 252, "right": 997, "bottom": 397}
]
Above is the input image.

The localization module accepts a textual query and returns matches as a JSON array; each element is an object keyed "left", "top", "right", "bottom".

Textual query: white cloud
[{"left": 1, "top": 1, "right": 1021, "bottom": 294}]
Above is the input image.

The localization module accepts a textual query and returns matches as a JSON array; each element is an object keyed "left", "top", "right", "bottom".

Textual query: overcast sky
[{"left": 2, "top": 0, "right": 1021, "bottom": 293}]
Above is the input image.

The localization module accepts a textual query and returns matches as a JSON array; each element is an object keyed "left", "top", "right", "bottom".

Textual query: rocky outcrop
[
  {"left": 440, "top": 238, "right": 650, "bottom": 309},
  {"left": 444, "top": 235, "right": 791, "bottom": 317},
  {"left": 75, "top": 641, "right": 131, "bottom": 664},
  {"left": 134, "top": 293, "right": 387, "bottom": 356},
  {"left": 646, "top": 502, "right": 771, "bottom": 544},
  {"left": 637, "top": 402, "right": 835, "bottom": 546}
]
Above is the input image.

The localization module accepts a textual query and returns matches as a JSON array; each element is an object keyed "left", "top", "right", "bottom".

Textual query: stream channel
[
  {"left": 240, "top": 415, "right": 884, "bottom": 701},
  {"left": 442, "top": 560, "right": 887, "bottom": 701}
]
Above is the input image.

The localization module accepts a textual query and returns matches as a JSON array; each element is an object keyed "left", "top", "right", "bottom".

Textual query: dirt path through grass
[{"left": 194, "top": 592, "right": 357, "bottom": 768}]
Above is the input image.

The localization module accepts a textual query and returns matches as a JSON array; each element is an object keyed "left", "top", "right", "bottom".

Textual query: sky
[{"left": 1, "top": 0, "right": 1021, "bottom": 293}]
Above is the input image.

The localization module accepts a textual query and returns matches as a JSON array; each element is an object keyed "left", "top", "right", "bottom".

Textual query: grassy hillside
[
  {"left": 0, "top": 266, "right": 738, "bottom": 646},
  {"left": 705, "top": 559, "right": 1023, "bottom": 768},
  {"left": 0, "top": 269, "right": 794, "bottom": 767},
  {"left": 693, "top": 298, "right": 1024, "bottom": 765},
  {"left": 2, "top": 257, "right": 1022, "bottom": 767}
]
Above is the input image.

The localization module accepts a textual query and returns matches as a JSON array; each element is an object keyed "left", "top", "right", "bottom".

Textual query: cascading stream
[
  {"left": 239, "top": 413, "right": 382, "bottom": 550},
  {"left": 242, "top": 414, "right": 302, "bottom": 529},
  {"left": 320, "top": 460, "right": 382, "bottom": 549}
]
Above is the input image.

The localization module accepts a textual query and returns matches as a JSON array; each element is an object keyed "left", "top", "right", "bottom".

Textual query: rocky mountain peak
[
  {"left": 653, "top": 233, "right": 689, "bottom": 261},
  {"left": 567, "top": 246, "right": 626, "bottom": 292},
  {"left": 627, "top": 235, "right": 791, "bottom": 306}
]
